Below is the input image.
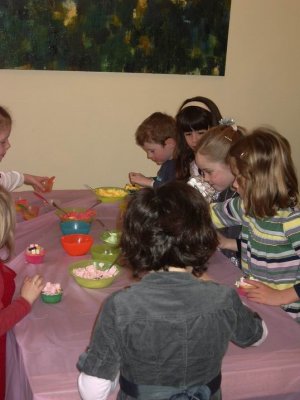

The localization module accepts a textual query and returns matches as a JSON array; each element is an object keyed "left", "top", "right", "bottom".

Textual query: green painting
[{"left": 0, "top": 0, "right": 231, "bottom": 75}]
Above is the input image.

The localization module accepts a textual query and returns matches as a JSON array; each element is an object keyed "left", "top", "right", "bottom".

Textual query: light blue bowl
[{"left": 60, "top": 220, "right": 91, "bottom": 235}]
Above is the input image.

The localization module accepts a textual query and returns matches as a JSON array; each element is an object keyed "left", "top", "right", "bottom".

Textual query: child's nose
[{"left": 192, "top": 133, "right": 199, "bottom": 144}]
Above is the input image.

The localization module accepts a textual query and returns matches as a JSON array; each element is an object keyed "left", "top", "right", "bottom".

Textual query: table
[{"left": 5, "top": 190, "right": 300, "bottom": 400}]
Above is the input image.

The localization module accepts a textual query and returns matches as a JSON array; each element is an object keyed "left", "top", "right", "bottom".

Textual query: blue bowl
[{"left": 60, "top": 220, "right": 91, "bottom": 235}]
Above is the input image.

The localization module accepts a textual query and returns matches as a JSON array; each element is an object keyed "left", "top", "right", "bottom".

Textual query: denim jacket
[{"left": 77, "top": 272, "right": 263, "bottom": 396}]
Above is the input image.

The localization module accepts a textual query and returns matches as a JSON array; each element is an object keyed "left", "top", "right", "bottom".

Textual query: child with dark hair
[
  {"left": 77, "top": 181, "right": 266, "bottom": 400},
  {"left": 211, "top": 128, "right": 300, "bottom": 319},
  {"left": 129, "top": 112, "right": 177, "bottom": 188},
  {"left": 175, "top": 96, "right": 221, "bottom": 176}
]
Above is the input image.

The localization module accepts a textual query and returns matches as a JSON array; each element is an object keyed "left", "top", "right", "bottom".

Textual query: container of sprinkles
[
  {"left": 25, "top": 244, "right": 45, "bottom": 264},
  {"left": 41, "top": 282, "right": 62, "bottom": 304}
]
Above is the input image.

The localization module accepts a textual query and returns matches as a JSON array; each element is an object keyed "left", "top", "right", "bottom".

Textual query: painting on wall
[{"left": 0, "top": 0, "right": 231, "bottom": 76}]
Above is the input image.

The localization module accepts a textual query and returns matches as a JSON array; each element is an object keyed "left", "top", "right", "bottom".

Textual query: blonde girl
[
  {"left": 211, "top": 128, "right": 300, "bottom": 318},
  {"left": 195, "top": 123, "right": 244, "bottom": 264},
  {"left": 195, "top": 122, "right": 244, "bottom": 196},
  {"left": 0, "top": 186, "right": 43, "bottom": 398}
]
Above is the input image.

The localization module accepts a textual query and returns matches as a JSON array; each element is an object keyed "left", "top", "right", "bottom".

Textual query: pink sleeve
[{"left": 0, "top": 297, "right": 31, "bottom": 336}]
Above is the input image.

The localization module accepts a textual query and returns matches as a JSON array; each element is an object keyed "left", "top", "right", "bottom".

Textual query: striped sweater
[{"left": 211, "top": 197, "right": 300, "bottom": 314}]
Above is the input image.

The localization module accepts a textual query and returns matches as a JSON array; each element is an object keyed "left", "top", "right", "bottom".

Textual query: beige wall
[{"left": 1, "top": 0, "right": 299, "bottom": 190}]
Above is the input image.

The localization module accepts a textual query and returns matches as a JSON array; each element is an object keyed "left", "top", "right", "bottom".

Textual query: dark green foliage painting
[{"left": 0, "top": 0, "right": 231, "bottom": 75}]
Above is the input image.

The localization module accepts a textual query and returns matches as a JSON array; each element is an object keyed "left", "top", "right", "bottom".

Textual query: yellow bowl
[
  {"left": 69, "top": 259, "right": 120, "bottom": 289},
  {"left": 94, "top": 187, "right": 128, "bottom": 203}
]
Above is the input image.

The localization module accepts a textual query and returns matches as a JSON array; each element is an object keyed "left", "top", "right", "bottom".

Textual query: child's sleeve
[
  {"left": 230, "top": 290, "right": 266, "bottom": 348},
  {"left": 210, "top": 197, "right": 243, "bottom": 229},
  {"left": 78, "top": 372, "right": 119, "bottom": 400},
  {"left": 0, "top": 296, "right": 31, "bottom": 336},
  {"left": 283, "top": 211, "right": 300, "bottom": 286},
  {"left": 77, "top": 295, "right": 120, "bottom": 380},
  {"left": 0, "top": 171, "right": 24, "bottom": 191},
  {"left": 153, "top": 160, "right": 176, "bottom": 188}
]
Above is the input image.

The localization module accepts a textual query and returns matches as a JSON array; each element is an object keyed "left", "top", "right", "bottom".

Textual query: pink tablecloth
[{"left": 5, "top": 190, "right": 300, "bottom": 400}]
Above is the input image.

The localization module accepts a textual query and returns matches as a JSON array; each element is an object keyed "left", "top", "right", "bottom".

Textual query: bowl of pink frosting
[
  {"left": 41, "top": 282, "right": 63, "bottom": 303},
  {"left": 68, "top": 259, "right": 120, "bottom": 288}
]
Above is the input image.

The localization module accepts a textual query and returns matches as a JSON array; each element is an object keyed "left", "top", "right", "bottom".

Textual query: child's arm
[
  {"left": 243, "top": 279, "right": 299, "bottom": 306},
  {"left": 210, "top": 198, "right": 243, "bottom": 229},
  {"left": 78, "top": 372, "right": 119, "bottom": 400},
  {"left": 0, "top": 171, "right": 24, "bottom": 191},
  {"left": 0, "top": 274, "right": 43, "bottom": 336},
  {"left": 23, "top": 173, "right": 50, "bottom": 192},
  {"left": 217, "top": 232, "right": 238, "bottom": 251},
  {"left": 129, "top": 172, "right": 154, "bottom": 188}
]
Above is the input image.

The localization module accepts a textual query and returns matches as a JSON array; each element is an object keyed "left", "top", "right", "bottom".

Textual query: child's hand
[
  {"left": 243, "top": 279, "right": 298, "bottom": 306},
  {"left": 129, "top": 172, "right": 153, "bottom": 188},
  {"left": 20, "top": 274, "right": 44, "bottom": 305},
  {"left": 24, "top": 174, "right": 49, "bottom": 192},
  {"left": 217, "top": 232, "right": 238, "bottom": 251}
]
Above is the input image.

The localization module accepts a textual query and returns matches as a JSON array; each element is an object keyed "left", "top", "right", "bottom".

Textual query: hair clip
[
  {"left": 219, "top": 117, "right": 238, "bottom": 131},
  {"left": 224, "top": 135, "right": 232, "bottom": 142}
]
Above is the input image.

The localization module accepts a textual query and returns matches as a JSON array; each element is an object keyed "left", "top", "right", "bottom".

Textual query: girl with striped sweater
[{"left": 210, "top": 128, "right": 300, "bottom": 319}]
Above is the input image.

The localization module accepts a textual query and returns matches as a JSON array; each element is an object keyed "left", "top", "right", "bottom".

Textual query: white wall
[{"left": 1, "top": 0, "right": 299, "bottom": 190}]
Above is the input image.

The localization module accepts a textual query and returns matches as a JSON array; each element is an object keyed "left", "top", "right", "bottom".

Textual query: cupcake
[
  {"left": 41, "top": 282, "right": 62, "bottom": 304},
  {"left": 235, "top": 276, "right": 258, "bottom": 296},
  {"left": 25, "top": 244, "right": 45, "bottom": 264}
]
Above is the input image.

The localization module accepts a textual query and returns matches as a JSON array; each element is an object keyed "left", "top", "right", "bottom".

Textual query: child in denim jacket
[{"left": 77, "top": 181, "right": 267, "bottom": 400}]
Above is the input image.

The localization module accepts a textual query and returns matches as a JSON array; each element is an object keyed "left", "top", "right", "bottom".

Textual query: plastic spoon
[
  {"left": 84, "top": 184, "right": 97, "bottom": 193},
  {"left": 95, "top": 218, "right": 109, "bottom": 230},
  {"left": 33, "top": 192, "right": 69, "bottom": 216}
]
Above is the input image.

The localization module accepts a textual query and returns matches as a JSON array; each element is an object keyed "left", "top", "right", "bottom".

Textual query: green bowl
[
  {"left": 69, "top": 259, "right": 120, "bottom": 289},
  {"left": 91, "top": 244, "right": 120, "bottom": 262},
  {"left": 100, "top": 229, "right": 121, "bottom": 245},
  {"left": 94, "top": 187, "right": 128, "bottom": 203},
  {"left": 41, "top": 292, "right": 62, "bottom": 304}
]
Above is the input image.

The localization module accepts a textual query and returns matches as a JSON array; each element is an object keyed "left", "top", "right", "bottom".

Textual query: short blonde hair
[
  {"left": 228, "top": 128, "right": 299, "bottom": 218},
  {"left": 195, "top": 124, "right": 244, "bottom": 163},
  {"left": 0, "top": 187, "right": 15, "bottom": 261}
]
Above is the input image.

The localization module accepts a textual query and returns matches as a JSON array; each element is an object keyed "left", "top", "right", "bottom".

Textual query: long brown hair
[{"left": 228, "top": 128, "right": 299, "bottom": 218}]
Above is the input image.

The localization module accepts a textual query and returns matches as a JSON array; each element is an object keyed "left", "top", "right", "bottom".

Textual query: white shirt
[{"left": 0, "top": 171, "right": 24, "bottom": 191}]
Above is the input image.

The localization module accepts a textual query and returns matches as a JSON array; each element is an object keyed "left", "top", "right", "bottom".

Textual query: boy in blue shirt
[{"left": 129, "top": 112, "right": 177, "bottom": 188}]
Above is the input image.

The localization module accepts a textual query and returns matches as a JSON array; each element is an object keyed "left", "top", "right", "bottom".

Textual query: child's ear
[{"left": 164, "top": 138, "right": 176, "bottom": 149}]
